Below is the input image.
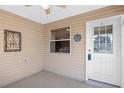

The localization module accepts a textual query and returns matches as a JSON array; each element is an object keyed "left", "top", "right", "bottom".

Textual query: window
[
  {"left": 50, "top": 26, "right": 70, "bottom": 53},
  {"left": 94, "top": 25, "right": 113, "bottom": 53}
]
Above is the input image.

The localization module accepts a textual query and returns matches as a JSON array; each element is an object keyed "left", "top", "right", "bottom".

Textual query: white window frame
[{"left": 49, "top": 26, "right": 71, "bottom": 54}]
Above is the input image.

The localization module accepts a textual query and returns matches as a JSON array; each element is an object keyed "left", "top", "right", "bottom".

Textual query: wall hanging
[
  {"left": 74, "top": 34, "right": 81, "bottom": 42},
  {"left": 4, "top": 29, "right": 21, "bottom": 52}
]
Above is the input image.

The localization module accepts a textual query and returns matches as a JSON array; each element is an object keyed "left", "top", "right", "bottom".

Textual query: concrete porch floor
[{"left": 3, "top": 71, "right": 97, "bottom": 88}]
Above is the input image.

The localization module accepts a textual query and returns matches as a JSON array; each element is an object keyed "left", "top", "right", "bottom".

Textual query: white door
[{"left": 86, "top": 16, "right": 121, "bottom": 86}]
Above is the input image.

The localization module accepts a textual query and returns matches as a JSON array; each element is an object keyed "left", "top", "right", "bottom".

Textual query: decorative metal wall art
[
  {"left": 4, "top": 30, "right": 21, "bottom": 52},
  {"left": 74, "top": 34, "right": 81, "bottom": 42}
]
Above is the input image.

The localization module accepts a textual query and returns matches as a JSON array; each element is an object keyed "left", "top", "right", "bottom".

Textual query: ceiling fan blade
[
  {"left": 56, "top": 5, "right": 66, "bottom": 8},
  {"left": 24, "top": 5, "right": 32, "bottom": 7},
  {"left": 45, "top": 8, "right": 50, "bottom": 15}
]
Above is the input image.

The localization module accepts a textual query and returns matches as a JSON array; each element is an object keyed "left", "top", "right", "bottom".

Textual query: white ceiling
[{"left": 0, "top": 5, "right": 108, "bottom": 24}]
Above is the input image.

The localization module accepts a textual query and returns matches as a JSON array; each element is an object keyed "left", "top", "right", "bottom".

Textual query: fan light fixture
[
  {"left": 24, "top": 5, "right": 66, "bottom": 15},
  {"left": 40, "top": 5, "right": 50, "bottom": 9}
]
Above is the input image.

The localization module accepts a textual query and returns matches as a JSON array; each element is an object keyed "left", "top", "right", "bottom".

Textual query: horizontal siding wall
[
  {"left": 43, "top": 6, "right": 124, "bottom": 81},
  {"left": 0, "top": 9, "right": 44, "bottom": 87}
]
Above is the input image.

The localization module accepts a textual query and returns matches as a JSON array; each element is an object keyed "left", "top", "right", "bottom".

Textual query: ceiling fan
[{"left": 24, "top": 5, "right": 66, "bottom": 15}]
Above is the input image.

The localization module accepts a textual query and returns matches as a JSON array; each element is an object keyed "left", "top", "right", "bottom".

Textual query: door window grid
[{"left": 94, "top": 25, "right": 113, "bottom": 53}]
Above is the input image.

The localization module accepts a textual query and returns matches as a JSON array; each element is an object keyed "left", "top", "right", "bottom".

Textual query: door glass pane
[
  {"left": 100, "top": 43, "right": 105, "bottom": 53},
  {"left": 94, "top": 27, "right": 99, "bottom": 53},
  {"left": 105, "top": 44, "right": 112, "bottom": 53},
  {"left": 105, "top": 25, "right": 113, "bottom": 53},
  {"left": 106, "top": 25, "right": 112, "bottom": 44},
  {"left": 99, "top": 26, "right": 105, "bottom": 53}
]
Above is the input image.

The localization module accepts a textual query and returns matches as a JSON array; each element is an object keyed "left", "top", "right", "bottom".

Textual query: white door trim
[
  {"left": 85, "top": 14, "right": 124, "bottom": 87},
  {"left": 121, "top": 14, "right": 124, "bottom": 88}
]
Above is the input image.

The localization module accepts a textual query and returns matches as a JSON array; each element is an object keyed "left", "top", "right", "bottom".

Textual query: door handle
[
  {"left": 88, "top": 49, "right": 91, "bottom": 61},
  {"left": 88, "top": 53, "right": 91, "bottom": 61}
]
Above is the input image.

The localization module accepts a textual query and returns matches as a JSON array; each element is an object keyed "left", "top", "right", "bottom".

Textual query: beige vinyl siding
[
  {"left": 0, "top": 9, "right": 44, "bottom": 87},
  {"left": 43, "top": 6, "right": 124, "bottom": 81},
  {"left": 0, "top": 5, "right": 124, "bottom": 87}
]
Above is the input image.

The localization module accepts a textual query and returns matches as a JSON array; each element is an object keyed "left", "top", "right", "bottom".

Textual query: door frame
[{"left": 85, "top": 14, "right": 124, "bottom": 87}]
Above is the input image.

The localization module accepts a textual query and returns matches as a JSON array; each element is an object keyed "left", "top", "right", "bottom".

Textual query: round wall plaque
[{"left": 74, "top": 34, "right": 81, "bottom": 42}]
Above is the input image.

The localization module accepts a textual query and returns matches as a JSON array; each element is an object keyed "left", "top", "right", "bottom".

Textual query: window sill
[{"left": 49, "top": 52, "right": 71, "bottom": 55}]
